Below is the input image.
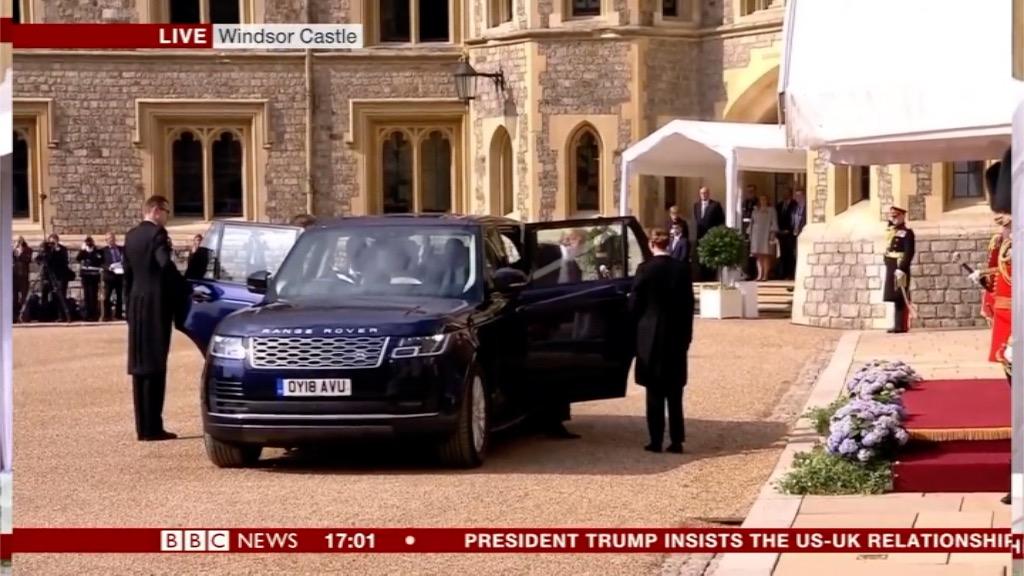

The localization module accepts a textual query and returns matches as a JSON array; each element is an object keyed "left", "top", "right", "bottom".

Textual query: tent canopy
[
  {"left": 779, "top": 0, "right": 1024, "bottom": 165},
  {"left": 619, "top": 119, "right": 806, "bottom": 225}
]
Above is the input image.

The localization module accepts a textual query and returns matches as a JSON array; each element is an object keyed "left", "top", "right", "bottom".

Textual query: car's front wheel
[
  {"left": 437, "top": 367, "right": 488, "bottom": 468},
  {"left": 204, "top": 434, "right": 262, "bottom": 468}
]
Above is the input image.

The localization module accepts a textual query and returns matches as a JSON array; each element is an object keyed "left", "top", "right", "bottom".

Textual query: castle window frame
[
  {"left": 736, "top": 0, "right": 782, "bottom": 20},
  {"left": 346, "top": 99, "right": 468, "bottom": 215},
  {"left": 567, "top": 124, "right": 603, "bottom": 216},
  {"left": 488, "top": 0, "right": 514, "bottom": 28},
  {"left": 140, "top": 0, "right": 264, "bottom": 24},
  {"left": 364, "top": 0, "right": 462, "bottom": 46},
  {"left": 568, "top": 0, "right": 602, "bottom": 18},
  {"left": 11, "top": 0, "right": 41, "bottom": 24},
  {"left": 134, "top": 100, "right": 270, "bottom": 224},
  {"left": 12, "top": 99, "right": 56, "bottom": 231},
  {"left": 657, "top": 0, "right": 697, "bottom": 24}
]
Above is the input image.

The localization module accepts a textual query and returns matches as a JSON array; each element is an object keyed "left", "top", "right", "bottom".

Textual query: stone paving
[{"left": 713, "top": 328, "right": 1011, "bottom": 576}]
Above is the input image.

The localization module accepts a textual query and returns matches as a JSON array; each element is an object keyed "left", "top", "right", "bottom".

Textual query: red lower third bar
[
  {"left": 0, "top": 20, "right": 212, "bottom": 49},
  {"left": 0, "top": 529, "right": 1019, "bottom": 556}
]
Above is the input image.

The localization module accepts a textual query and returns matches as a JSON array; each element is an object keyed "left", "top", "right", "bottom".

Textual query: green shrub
[
  {"left": 776, "top": 446, "right": 892, "bottom": 495},
  {"left": 696, "top": 225, "right": 746, "bottom": 286},
  {"left": 804, "top": 397, "right": 850, "bottom": 437}
]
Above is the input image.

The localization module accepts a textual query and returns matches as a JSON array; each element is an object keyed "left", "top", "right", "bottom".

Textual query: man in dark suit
[
  {"left": 775, "top": 189, "right": 796, "bottom": 280},
  {"left": 692, "top": 186, "right": 725, "bottom": 281},
  {"left": 124, "top": 195, "right": 186, "bottom": 441},
  {"left": 630, "top": 228, "right": 695, "bottom": 453},
  {"left": 101, "top": 232, "right": 125, "bottom": 321},
  {"left": 669, "top": 222, "right": 689, "bottom": 263}
]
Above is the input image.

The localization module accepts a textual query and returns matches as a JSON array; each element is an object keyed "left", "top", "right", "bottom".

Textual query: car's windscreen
[{"left": 272, "top": 225, "right": 480, "bottom": 303}]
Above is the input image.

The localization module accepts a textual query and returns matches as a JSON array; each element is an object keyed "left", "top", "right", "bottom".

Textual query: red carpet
[
  {"left": 891, "top": 379, "right": 1009, "bottom": 493},
  {"left": 892, "top": 440, "right": 1009, "bottom": 493},
  {"left": 902, "top": 379, "right": 1009, "bottom": 441}
]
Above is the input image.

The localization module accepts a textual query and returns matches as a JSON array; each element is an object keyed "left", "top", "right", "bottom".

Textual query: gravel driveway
[{"left": 12, "top": 320, "right": 835, "bottom": 575}]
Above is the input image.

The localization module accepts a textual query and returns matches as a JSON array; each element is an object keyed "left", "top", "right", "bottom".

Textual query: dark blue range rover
[{"left": 181, "top": 215, "right": 650, "bottom": 468}]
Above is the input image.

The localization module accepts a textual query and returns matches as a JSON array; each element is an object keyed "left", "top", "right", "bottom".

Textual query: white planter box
[
  {"left": 735, "top": 281, "right": 760, "bottom": 319},
  {"left": 700, "top": 285, "right": 743, "bottom": 319}
]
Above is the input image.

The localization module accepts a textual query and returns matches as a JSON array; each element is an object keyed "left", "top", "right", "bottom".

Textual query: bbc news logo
[{"left": 160, "top": 530, "right": 231, "bottom": 552}]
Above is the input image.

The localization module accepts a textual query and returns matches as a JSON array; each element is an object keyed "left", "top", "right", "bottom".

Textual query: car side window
[
  {"left": 531, "top": 224, "right": 626, "bottom": 287},
  {"left": 626, "top": 224, "right": 646, "bottom": 277},
  {"left": 216, "top": 225, "right": 299, "bottom": 283},
  {"left": 198, "top": 224, "right": 222, "bottom": 281}
]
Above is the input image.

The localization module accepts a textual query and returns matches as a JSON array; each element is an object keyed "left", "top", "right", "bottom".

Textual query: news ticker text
[
  {"left": 0, "top": 21, "right": 363, "bottom": 50},
  {"left": 0, "top": 529, "right": 1020, "bottom": 558}
]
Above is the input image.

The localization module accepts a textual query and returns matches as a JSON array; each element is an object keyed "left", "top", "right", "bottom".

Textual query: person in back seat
[{"left": 438, "top": 238, "right": 469, "bottom": 297}]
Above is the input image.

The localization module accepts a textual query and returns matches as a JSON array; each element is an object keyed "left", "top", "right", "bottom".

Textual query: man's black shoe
[
  {"left": 1001, "top": 493, "right": 1011, "bottom": 505},
  {"left": 644, "top": 444, "right": 662, "bottom": 453},
  {"left": 140, "top": 431, "right": 178, "bottom": 442},
  {"left": 545, "top": 424, "right": 581, "bottom": 440},
  {"left": 666, "top": 444, "right": 684, "bottom": 454}
]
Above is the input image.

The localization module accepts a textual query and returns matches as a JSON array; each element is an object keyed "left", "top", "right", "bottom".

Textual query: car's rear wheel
[
  {"left": 204, "top": 434, "right": 262, "bottom": 468},
  {"left": 438, "top": 366, "right": 488, "bottom": 468}
]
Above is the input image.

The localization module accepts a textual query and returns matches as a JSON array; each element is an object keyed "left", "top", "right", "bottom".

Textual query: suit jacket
[
  {"left": 124, "top": 220, "right": 185, "bottom": 376},
  {"left": 792, "top": 202, "right": 807, "bottom": 236},
  {"left": 101, "top": 245, "right": 125, "bottom": 280},
  {"left": 776, "top": 200, "right": 795, "bottom": 234},
  {"left": 693, "top": 199, "right": 725, "bottom": 240},
  {"left": 669, "top": 233, "right": 689, "bottom": 263},
  {"left": 629, "top": 254, "right": 694, "bottom": 389}
]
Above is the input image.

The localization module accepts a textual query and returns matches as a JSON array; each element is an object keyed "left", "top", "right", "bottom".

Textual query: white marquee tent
[
  {"left": 778, "top": 0, "right": 1024, "bottom": 165},
  {"left": 618, "top": 119, "right": 806, "bottom": 226}
]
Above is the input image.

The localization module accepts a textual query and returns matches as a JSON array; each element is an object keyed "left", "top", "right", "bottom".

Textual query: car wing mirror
[
  {"left": 493, "top": 267, "right": 529, "bottom": 295},
  {"left": 247, "top": 270, "right": 271, "bottom": 295}
]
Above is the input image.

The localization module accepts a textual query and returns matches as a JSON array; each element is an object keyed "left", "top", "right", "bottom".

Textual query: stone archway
[{"left": 722, "top": 65, "right": 780, "bottom": 125}]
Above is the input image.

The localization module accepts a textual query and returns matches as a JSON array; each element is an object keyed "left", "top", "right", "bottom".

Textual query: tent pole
[
  {"left": 724, "top": 150, "right": 738, "bottom": 229},
  {"left": 619, "top": 160, "right": 629, "bottom": 217}
]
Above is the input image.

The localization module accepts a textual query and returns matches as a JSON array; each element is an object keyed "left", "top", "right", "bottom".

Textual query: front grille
[{"left": 249, "top": 336, "right": 389, "bottom": 370}]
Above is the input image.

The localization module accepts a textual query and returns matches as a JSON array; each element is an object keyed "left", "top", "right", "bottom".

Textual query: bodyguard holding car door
[{"left": 124, "top": 195, "right": 186, "bottom": 441}]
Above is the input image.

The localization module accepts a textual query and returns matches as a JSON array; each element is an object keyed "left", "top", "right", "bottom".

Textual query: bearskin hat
[{"left": 987, "top": 147, "right": 1012, "bottom": 215}]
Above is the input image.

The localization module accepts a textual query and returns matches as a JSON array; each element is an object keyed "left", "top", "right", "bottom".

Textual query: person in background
[
  {"left": 630, "top": 228, "right": 694, "bottom": 454},
  {"left": 669, "top": 222, "right": 689, "bottom": 264},
  {"left": 775, "top": 189, "right": 796, "bottom": 280},
  {"left": 76, "top": 235, "right": 104, "bottom": 322},
  {"left": 692, "top": 186, "right": 725, "bottom": 281},
  {"left": 185, "top": 234, "right": 208, "bottom": 279},
  {"left": 36, "top": 233, "right": 72, "bottom": 322},
  {"left": 13, "top": 236, "right": 32, "bottom": 322},
  {"left": 748, "top": 195, "right": 779, "bottom": 282},
  {"left": 101, "top": 232, "right": 125, "bottom": 321},
  {"left": 124, "top": 195, "right": 186, "bottom": 441},
  {"left": 740, "top": 185, "right": 760, "bottom": 281},
  {"left": 666, "top": 205, "right": 690, "bottom": 244},
  {"left": 788, "top": 190, "right": 807, "bottom": 278},
  {"left": 883, "top": 205, "right": 915, "bottom": 334}
]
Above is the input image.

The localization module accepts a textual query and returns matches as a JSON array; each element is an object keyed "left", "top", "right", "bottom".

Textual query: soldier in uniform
[
  {"left": 969, "top": 147, "right": 1012, "bottom": 505},
  {"left": 883, "top": 205, "right": 916, "bottom": 333}
]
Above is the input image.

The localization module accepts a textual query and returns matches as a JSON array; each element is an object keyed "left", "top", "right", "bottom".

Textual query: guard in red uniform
[{"left": 970, "top": 147, "right": 1012, "bottom": 505}]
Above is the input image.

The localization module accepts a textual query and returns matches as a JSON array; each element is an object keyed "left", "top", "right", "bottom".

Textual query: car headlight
[
  {"left": 210, "top": 335, "right": 247, "bottom": 360},
  {"left": 392, "top": 334, "right": 450, "bottom": 358}
]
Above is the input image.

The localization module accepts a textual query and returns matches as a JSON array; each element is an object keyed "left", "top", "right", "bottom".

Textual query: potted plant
[{"left": 696, "top": 225, "right": 746, "bottom": 319}]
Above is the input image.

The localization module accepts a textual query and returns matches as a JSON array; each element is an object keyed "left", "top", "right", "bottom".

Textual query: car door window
[
  {"left": 626, "top": 224, "right": 646, "bottom": 277},
  {"left": 216, "top": 224, "right": 300, "bottom": 283},
  {"left": 531, "top": 223, "right": 626, "bottom": 287}
]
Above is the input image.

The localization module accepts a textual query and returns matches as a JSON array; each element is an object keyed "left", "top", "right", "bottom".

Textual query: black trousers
[
  {"left": 103, "top": 274, "right": 124, "bottom": 320},
  {"left": 132, "top": 373, "right": 167, "bottom": 439},
  {"left": 41, "top": 278, "right": 70, "bottom": 322},
  {"left": 81, "top": 275, "right": 101, "bottom": 321},
  {"left": 778, "top": 234, "right": 797, "bottom": 279},
  {"left": 894, "top": 295, "right": 910, "bottom": 332},
  {"left": 646, "top": 385, "right": 685, "bottom": 447}
]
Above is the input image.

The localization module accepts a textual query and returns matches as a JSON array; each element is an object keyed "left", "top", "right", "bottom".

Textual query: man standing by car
[
  {"left": 630, "top": 228, "right": 694, "bottom": 453},
  {"left": 124, "top": 195, "right": 185, "bottom": 441}
]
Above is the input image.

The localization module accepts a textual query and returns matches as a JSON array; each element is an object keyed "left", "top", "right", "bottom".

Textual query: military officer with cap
[{"left": 883, "top": 205, "right": 916, "bottom": 333}]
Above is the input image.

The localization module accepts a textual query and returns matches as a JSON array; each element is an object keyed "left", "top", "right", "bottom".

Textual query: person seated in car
[{"left": 337, "top": 235, "right": 368, "bottom": 284}]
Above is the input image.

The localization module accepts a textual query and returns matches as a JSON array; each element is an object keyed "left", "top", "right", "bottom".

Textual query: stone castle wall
[{"left": 797, "top": 227, "right": 992, "bottom": 330}]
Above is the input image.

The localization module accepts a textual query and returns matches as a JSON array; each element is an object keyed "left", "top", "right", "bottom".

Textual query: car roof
[{"left": 310, "top": 214, "right": 522, "bottom": 229}]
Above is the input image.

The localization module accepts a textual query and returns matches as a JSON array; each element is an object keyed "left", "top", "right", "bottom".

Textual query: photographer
[
  {"left": 35, "top": 233, "right": 72, "bottom": 322},
  {"left": 12, "top": 236, "right": 32, "bottom": 322},
  {"left": 76, "top": 236, "right": 104, "bottom": 322}
]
